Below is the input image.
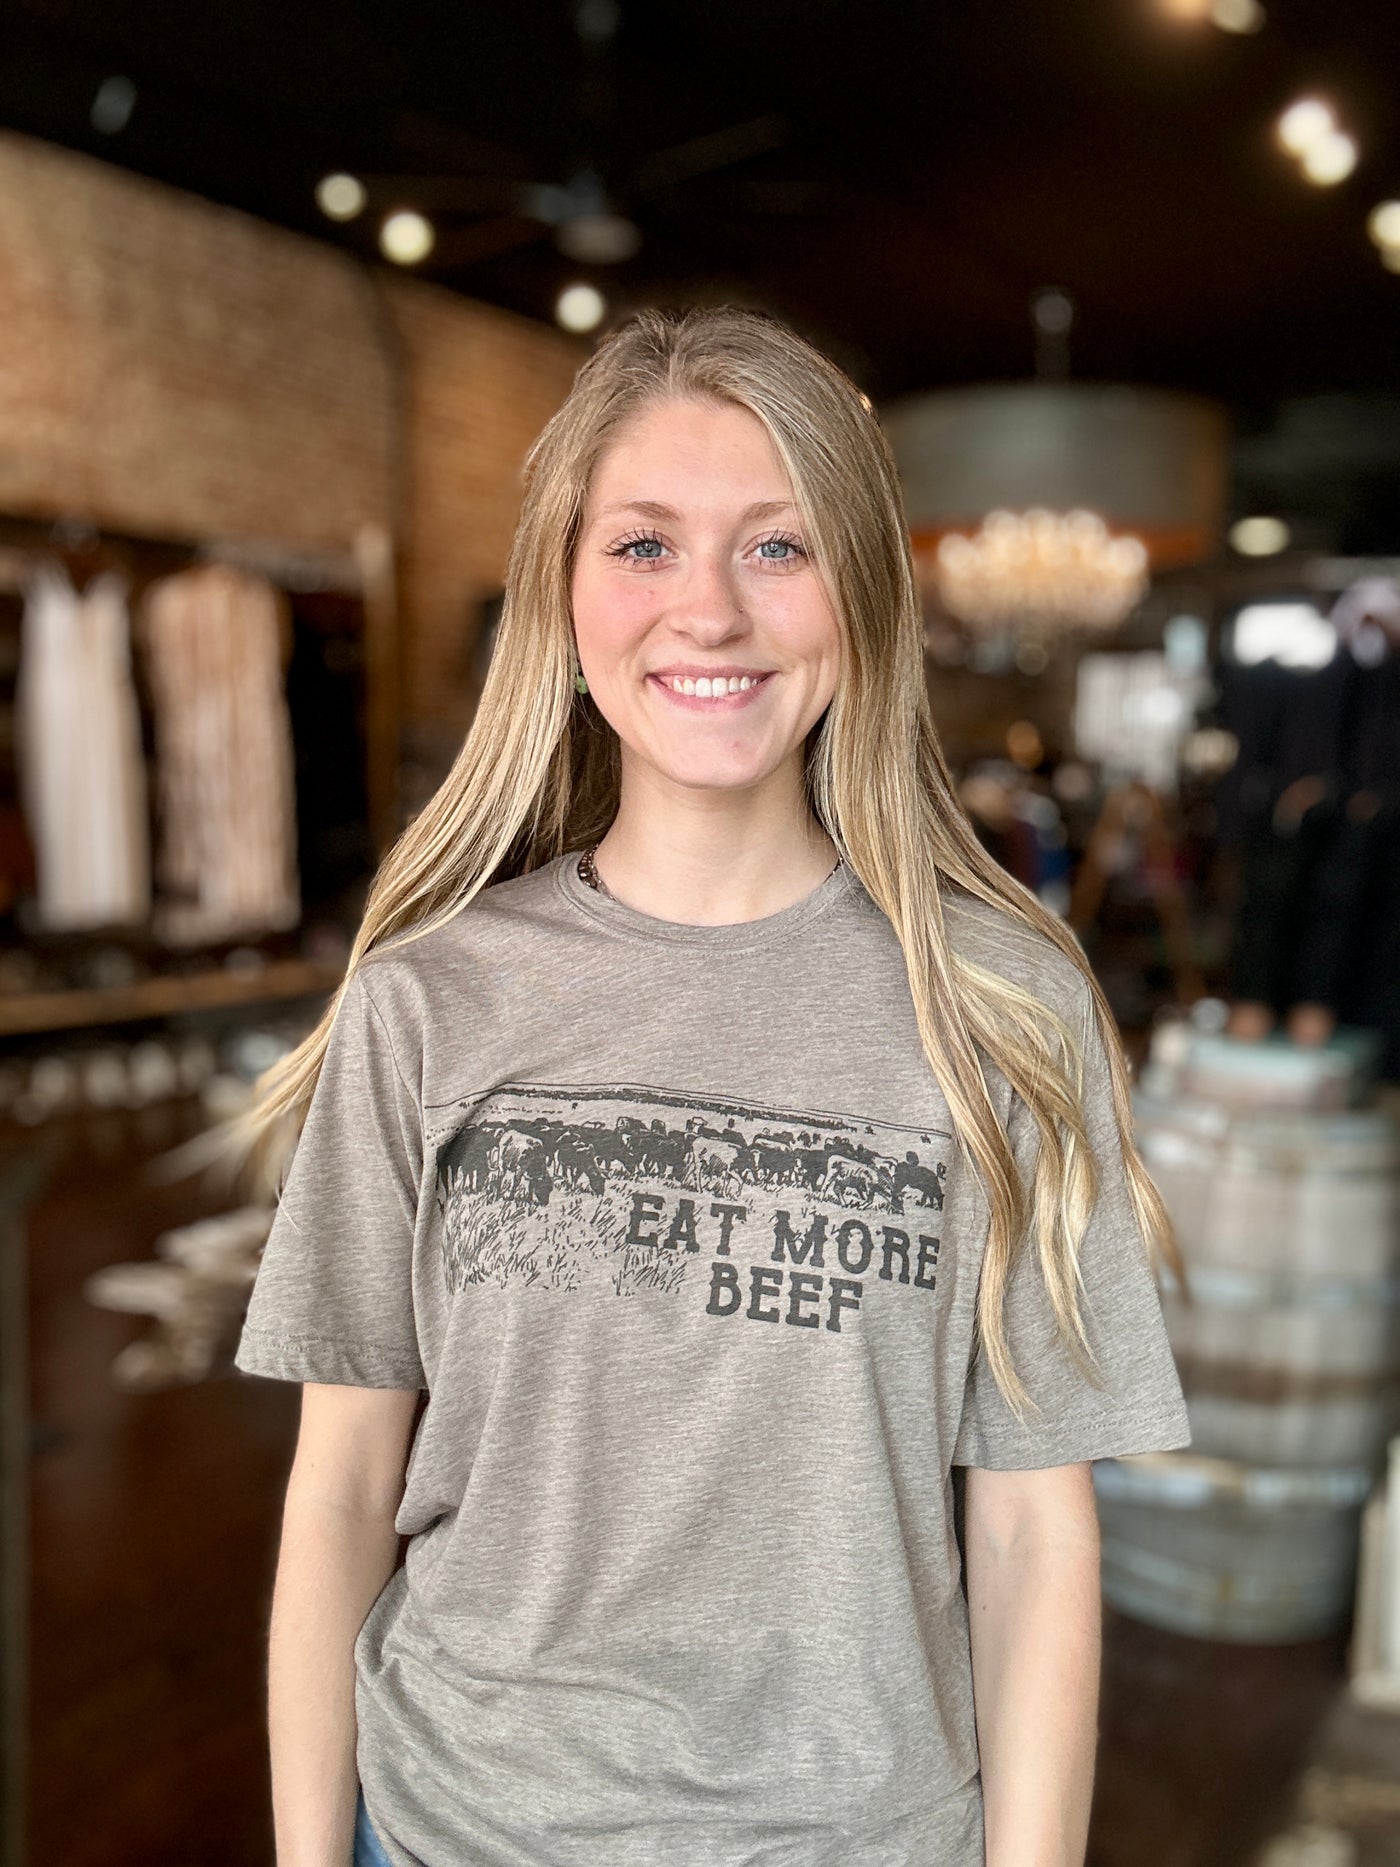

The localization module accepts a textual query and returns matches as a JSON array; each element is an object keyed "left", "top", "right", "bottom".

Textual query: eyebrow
[{"left": 592, "top": 498, "right": 797, "bottom": 523}]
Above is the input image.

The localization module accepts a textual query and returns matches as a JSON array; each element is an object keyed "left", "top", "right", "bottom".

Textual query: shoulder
[
  {"left": 941, "top": 886, "right": 1093, "bottom": 1033},
  {"left": 351, "top": 859, "right": 570, "bottom": 1027}
]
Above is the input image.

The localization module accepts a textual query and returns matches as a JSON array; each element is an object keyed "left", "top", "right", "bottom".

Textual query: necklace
[
  {"left": 578, "top": 844, "right": 611, "bottom": 897},
  {"left": 578, "top": 845, "right": 842, "bottom": 898}
]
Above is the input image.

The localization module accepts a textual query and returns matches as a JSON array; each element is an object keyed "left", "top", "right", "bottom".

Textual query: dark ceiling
[{"left": 4, "top": 0, "right": 1400, "bottom": 414}]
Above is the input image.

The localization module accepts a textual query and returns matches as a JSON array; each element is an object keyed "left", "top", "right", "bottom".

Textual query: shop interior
[{"left": 1, "top": 1, "right": 1399, "bottom": 1861}]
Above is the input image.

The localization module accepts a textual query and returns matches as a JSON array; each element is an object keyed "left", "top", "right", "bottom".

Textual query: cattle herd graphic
[{"left": 434, "top": 1084, "right": 949, "bottom": 1329}]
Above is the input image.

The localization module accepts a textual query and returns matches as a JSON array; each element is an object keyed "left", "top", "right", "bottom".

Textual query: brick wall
[
  {"left": 0, "top": 131, "right": 583, "bottom": 726},
  {"left": 384, "top": 284, "right": 582, "bottom": 726}
]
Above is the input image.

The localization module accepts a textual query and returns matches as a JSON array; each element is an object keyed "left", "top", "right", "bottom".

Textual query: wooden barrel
[
  {"left": 1134, "top": 1096, "right": 1400, "bottom": 1468},
  {"left": 1094, "top": 1452, "right": 1373, "bottom": 1643}
]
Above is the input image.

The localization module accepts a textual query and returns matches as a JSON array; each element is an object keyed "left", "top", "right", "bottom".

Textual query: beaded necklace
[{"left": 577, "top": 844, "right": 610, "bottom": 898}]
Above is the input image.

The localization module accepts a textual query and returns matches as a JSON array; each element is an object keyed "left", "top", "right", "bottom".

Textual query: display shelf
[{"left": 0, "top": 959, "right": 342, "bottom": 1038}]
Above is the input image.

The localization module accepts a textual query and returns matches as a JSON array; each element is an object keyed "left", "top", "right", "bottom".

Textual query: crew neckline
[{"left": 555, "top": 847, "right": 857, "bottom": 950}]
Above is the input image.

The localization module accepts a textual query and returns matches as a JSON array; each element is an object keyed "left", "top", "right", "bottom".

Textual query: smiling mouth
[{"left": 651, "top": 672, "right": 771, "bottom": 700}]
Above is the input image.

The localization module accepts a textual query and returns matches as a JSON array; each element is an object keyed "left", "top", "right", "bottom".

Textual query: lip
[
  {"left": 646, "top": 669, "right": 773, "bottom": 710},
  {"left": 650, "top": 665, "right": 773, "bottom": 680}
]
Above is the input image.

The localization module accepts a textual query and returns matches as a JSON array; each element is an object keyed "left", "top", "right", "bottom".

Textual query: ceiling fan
[{"left": 347, "top": 0, "right": 796, "bottom": 272}]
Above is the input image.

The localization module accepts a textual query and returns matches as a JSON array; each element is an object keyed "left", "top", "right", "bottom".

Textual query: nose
[{"left": 665, "top": 545, "right": 750, "bottom": 646}]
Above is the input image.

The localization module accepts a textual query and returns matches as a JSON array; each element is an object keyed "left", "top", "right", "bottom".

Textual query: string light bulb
[
  {"left": 316, "top": 173, "right": 367, "bottom": 221},
  {"left": 1158, "top": 0, "right": 1264, "bottom": 25},
  {"left": 1211, "top": 0, "right": 1264, "bottom": 31},
  {"left": 1301, "top": 131, "right": 1358, "bottom": 186},
  {"left": 380, "top": 211, "right": 435, "bottom": 265},
  {"left": 1277, "top": 99, "right": 1335, "bottom": 157},
  {"left": 1229, "top": 516, "right": 1290, "bottom": 556},
  {"left": 555, "top": 282, "right": 606, "bottom": 333}
]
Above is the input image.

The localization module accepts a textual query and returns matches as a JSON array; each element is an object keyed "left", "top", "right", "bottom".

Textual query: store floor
[{"left": 18, "top": 1103, "right": 1400, "bottom": 1865}]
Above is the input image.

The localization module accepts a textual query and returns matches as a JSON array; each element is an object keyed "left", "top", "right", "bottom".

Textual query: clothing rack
[{"left": 0, "top": 512, "right": 399, "bottom": 1040}]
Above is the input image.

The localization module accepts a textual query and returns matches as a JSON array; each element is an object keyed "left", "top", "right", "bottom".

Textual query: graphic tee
[{"left": 235, "top": 853, "right": 1190, "bottom": 1867}]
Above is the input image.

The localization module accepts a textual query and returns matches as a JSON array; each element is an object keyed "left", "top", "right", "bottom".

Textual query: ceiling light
[
  {"left": 555, "top": 283, "right": 606, "bottom": 333},
  {"left": 91, "top": 76, "right": 137, "bottom": 136},
  {"left": 1231, "top": 602, "right": 1335, "bottom": 669},
  {"left": 1367, "top": 201, "right": 1400, "bottom": 248},
  {"left": 1229, "top": 515, "right": 1290, "bottom": 556},
  {"left": 1301, "top": 130, "right": 1358, "bottom": 186},
  {"left": 1277, "top": 98, "right": 1335, "bottom": 156},
  {"left": 1211, "top": 0, "right": 1265, "bottom": 31},
  {"left": 379, "top": 211, "right": 434, "bottom": 265},
  {"left": 934, "top": 509, "right": 1150, "bottom": 634},
  {"left": 316, "top": 173, "right": 367, "bottom": 221}
]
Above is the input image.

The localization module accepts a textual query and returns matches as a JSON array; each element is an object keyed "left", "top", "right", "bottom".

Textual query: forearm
[
  {"left": 965, "top": 1468, "right": 1101, "bottom": 1866},
  {"left": 267, "top": 1495, "right": 401, "bottom": 1867}
]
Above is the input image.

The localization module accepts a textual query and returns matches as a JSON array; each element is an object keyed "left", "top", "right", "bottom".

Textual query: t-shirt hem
[
  {"left": 234, "top": 1324, "right": 426, "bottom": 1390},
  {"left": 952, "top": 1407, "right": 1193, "bottom": 1470}
]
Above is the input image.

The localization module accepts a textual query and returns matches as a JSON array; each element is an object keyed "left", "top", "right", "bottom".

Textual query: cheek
[
  {"left": 775, "top": 587, "right": 842, "bottom": 672},
  {"left": 571, "top": 567, "right": 654, "bottom": 659}
]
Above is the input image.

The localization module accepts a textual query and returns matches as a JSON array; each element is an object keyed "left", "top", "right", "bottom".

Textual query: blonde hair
[{"left": 248, "top": 304, "right": 1176, "bottom": 1414}]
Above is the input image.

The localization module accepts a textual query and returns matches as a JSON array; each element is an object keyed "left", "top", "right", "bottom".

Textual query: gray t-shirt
[{"left": 235, "top": 852, "right": 1189, "bottom": 1867}]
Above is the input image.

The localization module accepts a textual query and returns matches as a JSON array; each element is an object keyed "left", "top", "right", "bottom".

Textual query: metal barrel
[
  {"left": 1094, "top": 1452, "right": 1373, "bottom": 1643},
  {"left": 1135, "top": 1095, "right": 1400, "bottom": 1468}
]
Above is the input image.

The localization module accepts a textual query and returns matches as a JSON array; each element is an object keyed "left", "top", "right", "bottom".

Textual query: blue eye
[
  {"left": 605, "top": 528, "right": 807, "bottom": 566},
  {"left": 756, "top": 533, "right": 807, "bottom": 564},
  {"left": 607, "top": 531, "right": 666, "bottom": 562}
]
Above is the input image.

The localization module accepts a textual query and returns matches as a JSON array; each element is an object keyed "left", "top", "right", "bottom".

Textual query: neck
[{"left": 592, "top": 757, "right": 838, "bottom": 925}]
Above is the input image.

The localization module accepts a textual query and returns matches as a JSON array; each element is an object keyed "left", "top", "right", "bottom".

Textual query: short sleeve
[
  {"left": 952, "top": 979, "right": 1191, "bottom": 1469},
  {"left": 234, "top": 970, "right": 426, "bottom": 1389}
]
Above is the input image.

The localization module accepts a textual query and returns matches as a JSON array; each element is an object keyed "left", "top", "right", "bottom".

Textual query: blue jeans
[{"left": 354, "top": 1784, "right": 394, "bottom": 1867}]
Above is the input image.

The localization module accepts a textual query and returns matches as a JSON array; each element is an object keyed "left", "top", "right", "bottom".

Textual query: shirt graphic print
[{"left": 434, "top": 1084, "right": 949, "bottom": 1336}]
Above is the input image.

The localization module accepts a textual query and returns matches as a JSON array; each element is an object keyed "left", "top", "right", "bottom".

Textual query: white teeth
[{"left": 667, "top": 674, "right": 762, "bottom": 697}]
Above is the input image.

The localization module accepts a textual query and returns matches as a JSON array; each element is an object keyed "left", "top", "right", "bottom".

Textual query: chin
[{"left": 652, "top": 750, "right": 782, "bottom": 793}]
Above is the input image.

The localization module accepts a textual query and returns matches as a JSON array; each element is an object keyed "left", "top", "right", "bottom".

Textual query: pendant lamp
[{"left": 882, "top": 293, "right": 1230, "bottom": 636}]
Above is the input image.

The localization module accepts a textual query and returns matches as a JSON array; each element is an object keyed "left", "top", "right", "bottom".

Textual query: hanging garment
[
  {"left": 15, "top": 564, "right": 150, "bottom": 930},
  {"left": 142, "top": 564, "right": 299, "bottom": 943}
]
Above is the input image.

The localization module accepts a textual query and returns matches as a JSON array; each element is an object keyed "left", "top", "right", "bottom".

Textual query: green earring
[{"left": 575, "top": 671, "right": 589, "bottom": 695}]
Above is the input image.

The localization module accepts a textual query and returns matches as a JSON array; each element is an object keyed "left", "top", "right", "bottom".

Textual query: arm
[
  {"left": 267, "top": 1382, "right": 421, "bottom": 1867},
  {"left": 964, "top": 1461, "right": 1101, "bottom": 1867}
]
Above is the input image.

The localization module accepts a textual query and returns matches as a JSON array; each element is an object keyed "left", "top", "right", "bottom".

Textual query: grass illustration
[{"left": 438, "top": 1173, "right": 689, "bottom": 1297}]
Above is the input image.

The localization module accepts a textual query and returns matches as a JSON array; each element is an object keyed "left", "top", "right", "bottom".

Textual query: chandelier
[{"left": 933, "top": 508, "right": 1150, "bottom": 633}]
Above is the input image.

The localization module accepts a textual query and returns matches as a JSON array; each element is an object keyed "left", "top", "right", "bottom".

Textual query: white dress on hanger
[
  {"left": 16, "top": 564, "right": 151, "bottom": 930},
  {"left": 142, "top": 563, "right": 299, "bottom": 943}
]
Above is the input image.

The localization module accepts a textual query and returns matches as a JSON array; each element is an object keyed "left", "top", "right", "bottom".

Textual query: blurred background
[{"left": 1, "top": 0, "right": 1399, "bottom": 1861}]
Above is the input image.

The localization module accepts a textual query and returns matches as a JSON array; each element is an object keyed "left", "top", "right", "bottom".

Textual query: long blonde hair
[{"left": 249, "top": 304, "right": 1175, "bottom": 1414}]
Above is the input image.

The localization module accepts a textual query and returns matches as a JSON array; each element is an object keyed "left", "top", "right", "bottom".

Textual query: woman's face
[{"left": 570, "top": 396, "right": 841, "bottom": 797}]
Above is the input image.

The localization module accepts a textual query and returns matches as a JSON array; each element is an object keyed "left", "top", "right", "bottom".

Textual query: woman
[{"left": 236, "top": 305, "right": 1189, "bottom": 1867}]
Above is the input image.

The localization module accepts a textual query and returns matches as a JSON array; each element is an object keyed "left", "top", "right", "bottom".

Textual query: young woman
[{"left": 235, "top": 305, "right": 1189, "bottom": 1867}]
